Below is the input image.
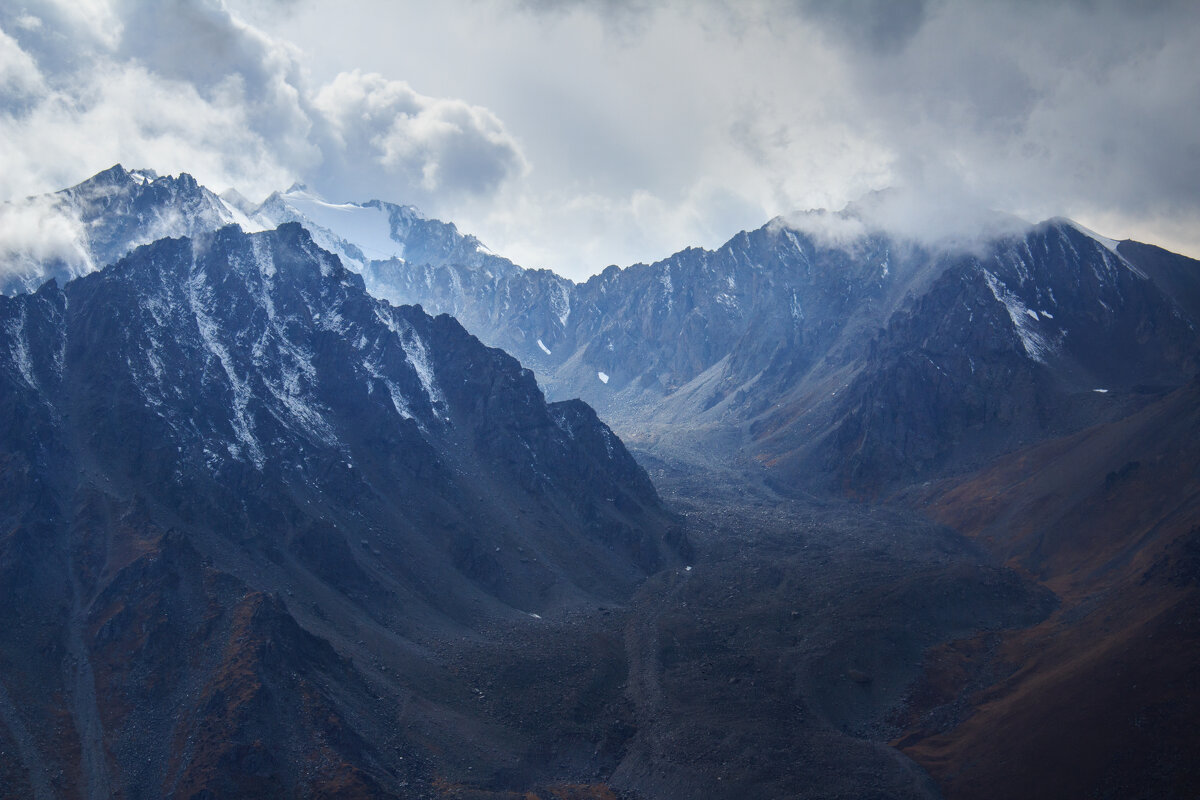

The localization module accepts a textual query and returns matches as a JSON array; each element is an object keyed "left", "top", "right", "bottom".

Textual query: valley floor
[
  {"left": 427, "top": 449, "right": 1054, "bottom": 800},
  {"left": 436, "top": 415, "right": 1200, "bottom": 800}
]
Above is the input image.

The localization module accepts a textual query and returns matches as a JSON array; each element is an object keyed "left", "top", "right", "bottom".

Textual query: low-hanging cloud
[
  {"left": 783, "top": 0, "right": 1200, "bottom": 251},
  {"left": 0, "top": 0, "right": 527, "bottom": 214},
  {"left": 0, "top": 194, "right": 92, "bottom": 282},
  {"left": 476, "top": 0, "right": 1200, "bottom": 264}
]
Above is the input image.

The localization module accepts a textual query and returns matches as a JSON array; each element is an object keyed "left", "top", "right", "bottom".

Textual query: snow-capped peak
[
  {"left": 1050, "top": 217, "right": 1122, "bottom": 254},
  {"left": 254, "top": 186, "right": 404, "bottom": 267}
]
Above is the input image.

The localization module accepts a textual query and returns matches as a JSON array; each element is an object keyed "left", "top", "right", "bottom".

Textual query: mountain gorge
[{"left": 1, "top": 166, "right": 1198, "bottom": 798}]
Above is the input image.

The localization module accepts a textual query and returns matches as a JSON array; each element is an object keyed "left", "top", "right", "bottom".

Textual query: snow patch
[
  {"left": 3, "top": 306, "right": 37, "bottom": 390},
  {"left": 400, "top": 327, "right": 442, "bottom": 409},
  {"left": 550, "top": 282, "right": 571, "bottom": 327},
  {"left": 537, "top": 338, "right": 551, "bottom": 355},
  {"left": 375, "top": 308, "right": 443, "bottom": 412},
  {"left": 597, "top": 371, "right": 610, "bottom": 384},
  {"left": 273, "top": 189, "right": 403, "bottom": 261},
  {"left": 790, "top": 290, "right": 804, "bottom": 326},
  {"left": 1062, "top": 218, "right": 1120, "bottom": 253},
  {"left": 782, "top": 229, "right": 805, "bottom": 254},
  {"left": 983, "top": 270, "right": 1054, "bottom": 363},
  {"left": 363, "top": 354, "right": 413, "bottom": 420},
  {"left": 186, "top": 257, "right": 264, "bottom": 468},
  {"left": 218, "top": 196, "right": 269, "bottom": 234},
  {"left": 1093, "top": 388, "right": 1109, "bottom": 393},
  {"left": 1056, "top": 218, "right": 1147, "bottom": 279}
]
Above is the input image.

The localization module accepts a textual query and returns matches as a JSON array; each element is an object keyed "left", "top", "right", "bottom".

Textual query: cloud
[
  {"left": 2, "top": 0, "right": 1199, "bottom": 281},
  {"left": 770, "top": 209, "right": 867, "bottom": 252},
  {"left": 788, "top": 0, "right": 927, "bottom": 54},
  {"left": 312, "top": 70, "right": 526, "bottom": 203},
  {"left": 0, "top": 26, "right": 44, "bottom": 101},
  {"left": 0, "top": 55, "right": 297, "bottom": 203},
  {"left": 457, "top": 0, "right": 1200, "bottom": 266},
  {"left": 794, "top": 0, "right": 1200, "bottom": 251},
  {"left": 0, "top": 194, "right": 91, "bottom": 282},
  {"left": 0, "top": 0, "right": 527, "bottom": 213}
]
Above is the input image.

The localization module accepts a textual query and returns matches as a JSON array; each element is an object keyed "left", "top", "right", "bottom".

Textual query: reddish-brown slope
[{"left": 896, "top": 378, "right": 1200, "bottom": 798}]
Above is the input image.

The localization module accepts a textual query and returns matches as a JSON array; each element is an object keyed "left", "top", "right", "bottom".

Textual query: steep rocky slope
[
  {"left": 0, "top": 222, "right": 682, "bottom": 798},
  {"left": 761, "top": 221, "right": 1200, "bottom": 492},
  {"left": 17, "top": 169, "right": 1196, "bottom": 498},
  {"left": 4, "top": 167, "right": 1197, "bottom": 798}
]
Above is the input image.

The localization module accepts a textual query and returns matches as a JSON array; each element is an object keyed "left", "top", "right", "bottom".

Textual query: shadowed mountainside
[{"left": 0, "top": 223, "right": 683, "bottom": 798}]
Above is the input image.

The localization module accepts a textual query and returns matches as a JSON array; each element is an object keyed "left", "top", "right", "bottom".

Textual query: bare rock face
[
  {"left": 4, "top": 165, "right": 1198, "bottom": 799},
  {"left": 0, "top": 222, "right": 683, "bottom": 798}
]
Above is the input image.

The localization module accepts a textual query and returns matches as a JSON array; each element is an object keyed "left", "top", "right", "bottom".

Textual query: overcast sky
[{"left": 1, "top": 0, "right": 1197, "bottom": 279}]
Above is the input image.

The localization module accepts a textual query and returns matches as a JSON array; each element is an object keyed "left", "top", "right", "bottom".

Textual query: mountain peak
[
  {"left": 0, "top": 166, "right": 254, "bottom": 296},
  {"left": 1041, "top": 216, "right": 1122, "bottom": 253},
  {"left": 81, "top": 164, "right": 161, "bottom": 188},
  {"left": 219, "top": 186, "right": 257, "bottom": 215}
]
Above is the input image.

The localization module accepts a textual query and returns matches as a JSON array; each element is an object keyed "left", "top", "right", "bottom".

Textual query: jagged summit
[
  {"left": 78, "top": 163, "right": 161, "bottom": 187},
  {"left": 0, "top": 166, "right": 253, "bottom": 296},
  {"left": 249, "top": 183, "right": 510, "bottom": 281}
]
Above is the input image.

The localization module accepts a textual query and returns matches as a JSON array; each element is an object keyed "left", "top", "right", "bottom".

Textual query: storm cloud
[{"left": 1, "top": 0, "right": 1197, "bottom": 279}]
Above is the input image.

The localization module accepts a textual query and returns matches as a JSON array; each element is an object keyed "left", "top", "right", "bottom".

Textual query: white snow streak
[
  {"left": 983, "top": 270, "right": 1054, "bottom": 363},
  {"left": 3, "top": 306, "right": 37, "bottom": 389},
  {"left": 1064, "top": 219, "right": 1120, "bottom": 253},
  {"left": 400, "top": 328, "right": 442, "bottom": 409},
  {"left": 217, "top": 197, "right": 269, "bottom": 234},
  {"left": 374, "top": 307, "right": 444, "bottom": 412},
  {"left": 551, "top": 282, "right": 571, "bottom": 327},
  {"left": 187, "top": 255, "right": 264, "bottom": 468}
]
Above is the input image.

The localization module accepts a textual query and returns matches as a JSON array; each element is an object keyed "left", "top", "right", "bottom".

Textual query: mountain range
[
  {"left": 1, "top": 165, "right": 1197, "bottom": 798},
  {"left": 205, "top": 173, "right": 1200, "bottom": 493}
]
